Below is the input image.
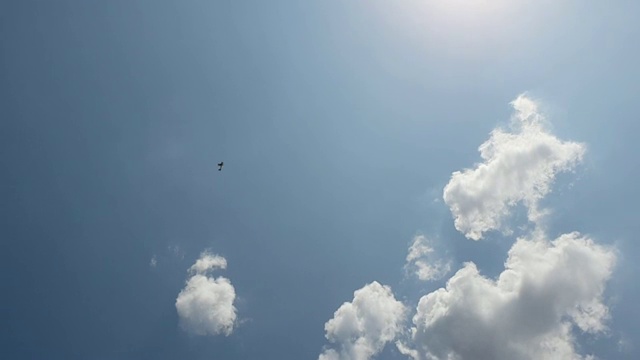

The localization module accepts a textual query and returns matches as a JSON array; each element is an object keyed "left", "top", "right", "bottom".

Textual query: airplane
[{"left": 217, "top": 162, "right": 224, "bottom": 171}]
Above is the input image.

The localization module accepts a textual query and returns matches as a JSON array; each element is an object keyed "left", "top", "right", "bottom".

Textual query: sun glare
[
  {"left": 423, "top": 0, "right": 513, "bottom": 29},
  {"left": 383, "top": 0, "right": 526, "bottom": 59},
  {"left": 392, "top": 0, "right": 516, "bottom": 32}
]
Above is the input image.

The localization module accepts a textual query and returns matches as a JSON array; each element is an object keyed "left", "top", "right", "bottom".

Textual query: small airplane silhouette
[{"left": 217, "top": 162, "right": 224, "bottom": 171}]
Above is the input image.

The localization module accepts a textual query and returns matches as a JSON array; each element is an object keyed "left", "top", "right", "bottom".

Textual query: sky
[{"left": 1, "top": 1, "right": 639, "bottom": 359}]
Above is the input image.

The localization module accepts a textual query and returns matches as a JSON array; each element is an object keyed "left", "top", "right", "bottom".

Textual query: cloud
[
  {"left": 149, "top": 255, "right": 157, "bottom": 268},
  {"left": 405, "top": 235, "right": 451, "bottom": 281},
  {"left": 189, "top": 252, "right": 227, "bottom": 274},
  {"left": 401, "top": 232, "right": 616, "bottom": 360},
  {"left": 319, "top": 282, "right": 407, "bottom": 360},
  {"left": 175, "top": 252, "right": 237, "bottom": 336},
  {"left": 398, "top": 94, "right": 619, "bottom": 359},
  {"left": 443, "top": 94, "right": 586, "bottom": 240},
  {"left": 315, "top": 94, "right": 615, "bottom": 360}
]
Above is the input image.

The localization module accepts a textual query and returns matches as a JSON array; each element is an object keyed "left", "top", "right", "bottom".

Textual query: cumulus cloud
[
  {"left": 189, "top": 252, "right": 227, "bottom": 274},
  {"left": 175, "top": 251, "right": 237, "bottom": 336},
  {"left": 405, "top": 235, "right": 451, "bottom": 281},
  {"left": 319, "top": 282, "right": 407, "bottom": 360},
  {"left": 443, "top": 95, "right": 586, "bottom": 240},
  {"left": 400, "top": 232, "right": 616, "bottom": 360},
  {"left": 395, "top": 94, "right": 620, "bottom": 359},
  {"left": 315, "top": 94, "right": 615, "bottom": 360}
]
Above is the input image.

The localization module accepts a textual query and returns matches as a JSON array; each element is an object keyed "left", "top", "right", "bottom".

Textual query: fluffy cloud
[
  {"left": 175, "top": 251, "right": 237, "bottom": 336},
  {"left": 189, "top": 253, "right": 227, "bottom": 274},
  {"left": 443, "top": 95, "right": 586, "bottom": 240},
  {"left": 319, "top": 282, "right": 407, "bottom": 360},
  {"left": 395, "top": 94, "right": 619, "bottom": 359},
  {"left": 400, "top": 232, "right": 615, "bottom": 360},
  {"left": 405, "top": 235, "right": 451, "bottom": 281},
  {"left": 314, "top": 94, "right": 615, "bottom": 360}
]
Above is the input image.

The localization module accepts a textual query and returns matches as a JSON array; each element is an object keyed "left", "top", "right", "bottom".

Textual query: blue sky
[{"left": 2, "top": 1, "right": 639, "bottom": 359}]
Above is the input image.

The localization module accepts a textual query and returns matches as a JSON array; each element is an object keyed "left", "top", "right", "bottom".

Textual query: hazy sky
[{"left": 2, "top": 1, "right": 639, "bottom": 359}]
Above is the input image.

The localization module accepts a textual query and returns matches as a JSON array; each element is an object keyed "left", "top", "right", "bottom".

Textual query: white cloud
[
  {"left": 175, "top": 252, "right": 237, "bottom": 336},
  {"left": 442, "top": 94, "right": 586, "bottom": 240},
  {"left": 149, "top": 255, "right": 157, "bottom": 268},
  {"left": 402, "top": 232, "right": 616, "bottom": 360},
  {"left": 405, "top": 235, "right": 451, "bottom": 281},
  {"left": 319, "top": 282, "right": 407, "bottom": 360},
  {"left": 317, "top": 94, "right": 616, "bottom": 360},
  {"left": 189, "top": 252, "right": 227, "bottom": 274}
]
